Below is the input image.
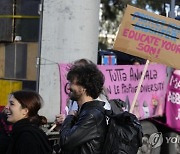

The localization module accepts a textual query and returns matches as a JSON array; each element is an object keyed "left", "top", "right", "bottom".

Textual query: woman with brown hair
[{"left": 5, "top": 90, "right": 52, "bottom": 154}]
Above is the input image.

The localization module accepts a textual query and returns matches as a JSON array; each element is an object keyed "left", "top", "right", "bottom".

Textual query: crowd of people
[{"left": 0, "top": 59, "right": 111, "bottom": 154}]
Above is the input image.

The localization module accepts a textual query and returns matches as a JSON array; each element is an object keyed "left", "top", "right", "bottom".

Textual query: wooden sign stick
[{"left": 130, "top": 60, "right": 150, "bottom": 113}]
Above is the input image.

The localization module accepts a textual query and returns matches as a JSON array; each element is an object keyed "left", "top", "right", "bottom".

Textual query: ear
[
  {"left": 82, "top": 87, "right": 86, "bottom": 93},
  {"left": 80, "top": 87, "right": 86, "bottom": 95},
  {"left": 22, "top": 108, "right": 29, "bottom": 117}
]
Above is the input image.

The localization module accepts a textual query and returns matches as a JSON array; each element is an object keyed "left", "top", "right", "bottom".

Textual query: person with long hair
[{"left": 5, "top": 90, "right": 52, "bottom": 154}]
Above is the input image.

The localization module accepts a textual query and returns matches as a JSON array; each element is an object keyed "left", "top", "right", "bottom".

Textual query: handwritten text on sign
[
  {"left": 166, "top": 72, "right": 180, "bottom": 131},
  {"left": 113, "top": 5, "right": 180, "bottom": 69},
  {"left": 59, "top": 64, "right": 168, "bottom": 120}
]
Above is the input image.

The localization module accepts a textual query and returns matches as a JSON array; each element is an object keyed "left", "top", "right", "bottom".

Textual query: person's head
[
  {"left": 67, "top": 64, "right": 104, "bottom": 103},
  {"left": 131, "top": 57, "right": 145, "bottom": 65},
  {"left": 66, "top": 58, "right": 94, "bottom": 72},
  {"left": 133, "top": 61, "right": 140, "bottom": 65},
  {"left": 73, "top": 58, "right": 94, "bottom": 66},
  {"left": 5, "top": 90, "right": 45, "bottom": 125}
]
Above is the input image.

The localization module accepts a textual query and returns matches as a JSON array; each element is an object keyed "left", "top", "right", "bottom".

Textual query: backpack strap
[{"left": 94, "top": 105, "right": 112, "bottom": 116}]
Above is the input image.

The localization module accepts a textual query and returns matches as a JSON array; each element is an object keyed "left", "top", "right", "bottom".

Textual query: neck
[{"left": 78, "top": 96, "right": 93, "bottom": 107}]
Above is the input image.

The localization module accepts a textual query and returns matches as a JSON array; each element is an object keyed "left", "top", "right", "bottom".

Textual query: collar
[{"left": 79, "top": 100, "right": 105, "bottom": 113}]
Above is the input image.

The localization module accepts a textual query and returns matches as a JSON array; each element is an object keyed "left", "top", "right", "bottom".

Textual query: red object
[{"left": 0, "top": 106, "right": 4, "bottom": 112}]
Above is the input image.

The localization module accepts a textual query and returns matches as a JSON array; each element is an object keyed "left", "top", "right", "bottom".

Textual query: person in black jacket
[
  {"left": 56, "top": 58, "right": 110, "bottom": 126},
  {"left": 5, "top": 90, "right": 52, "bottom": 154},
  {"left": 0, "top": 109, "right": 12, "bottom": 154},
  {"left": 60, "top": 63, "right": 108, "bottom": 154}
]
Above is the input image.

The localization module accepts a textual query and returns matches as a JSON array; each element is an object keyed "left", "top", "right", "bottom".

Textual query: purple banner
[
  {"left": 59, "top": 64, "right": 168, "bottom": 120},
  {"left": 166, "top": 72, "right": 180, "bottom": 131}
]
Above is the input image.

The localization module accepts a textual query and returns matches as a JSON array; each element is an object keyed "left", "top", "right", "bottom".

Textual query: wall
[{"left": 38, "top": 0, "right": 100, "bottom": 121}]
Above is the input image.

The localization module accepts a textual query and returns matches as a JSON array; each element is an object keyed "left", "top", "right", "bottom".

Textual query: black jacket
[
  {"left": 60, "top": 101, "right": 107, "bottom": 154},
  {"left": 6, "top": 118, "right": 52, "bottom": 154},
  {"left": 0, "top": 112, "right": 11, "bottom": 154}
]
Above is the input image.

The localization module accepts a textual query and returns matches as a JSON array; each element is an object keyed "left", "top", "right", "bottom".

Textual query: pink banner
[
  {"left": 59, "top": 64, "right": 168, "bottom": 120},
  {"left": 166, "top": 72, "right": 180, "bottom": 131}
]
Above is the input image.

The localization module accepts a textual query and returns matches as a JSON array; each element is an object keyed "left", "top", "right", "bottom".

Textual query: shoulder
[
  {"left": 80, "top": 106, "right": 104, "bottom": 122},
  {"left": 17, "top": 130, "right": 39, "bottom": 144},
  {"left": 14, "top": 124, "right": 45, "bottom": 143},
  {"left": 12, "top": 131, "right": 41, "bottom": 154}
]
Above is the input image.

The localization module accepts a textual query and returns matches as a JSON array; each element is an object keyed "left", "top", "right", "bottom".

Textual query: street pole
[
  {"left": 169, "top": 0, "right": 175, "bottom": 18},
  {"left": 36, "top": 0, "right": 44, "bottom": 93},
  {"left": 38, "top": 0, "right": 101, "bottom": 122}
]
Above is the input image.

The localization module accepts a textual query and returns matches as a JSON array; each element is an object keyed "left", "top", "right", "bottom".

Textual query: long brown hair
[{"left": 10, "top": 90, "right": 47, "bottom": 126}]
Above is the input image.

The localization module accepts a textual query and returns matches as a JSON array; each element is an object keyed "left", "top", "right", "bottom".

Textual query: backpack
[{"left": 98, "top": 99, "right": 143, "bottom": 154}]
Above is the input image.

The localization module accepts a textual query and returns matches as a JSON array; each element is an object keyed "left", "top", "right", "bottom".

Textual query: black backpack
[{"left": 98, "top": 99, "right": 143, "bottom": 154}]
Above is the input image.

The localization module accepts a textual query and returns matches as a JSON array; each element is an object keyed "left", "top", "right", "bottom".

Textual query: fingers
[
  {"left": 55, "top": 114, "right": 65, "bottom": 124},
  {"left": 68, "top": 110, "right": 78, "bottom": 116}
]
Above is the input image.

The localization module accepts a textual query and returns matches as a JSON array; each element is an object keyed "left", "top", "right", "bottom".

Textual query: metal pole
[
  {"left": 169, "top": 0, "right": 175, "bottom": 18},
  {"left": 36, "top": 0, "right": 44, "bottom": 92},
  {"left": 38, "top": 0, "right": 101, "bottom": 122}
]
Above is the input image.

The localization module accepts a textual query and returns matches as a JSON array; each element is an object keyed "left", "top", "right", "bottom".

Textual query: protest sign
[
  {"left": 59, "top": 64, "right": 168, "bottom": 120},
  {"left": 113, "top": 5, "right": 180, "bottom": 69},
  {"left": 166, "top": 72, "right": 180, "bottom": 131}
]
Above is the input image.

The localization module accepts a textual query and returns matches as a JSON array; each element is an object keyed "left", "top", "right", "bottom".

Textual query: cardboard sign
[{"left": 113, "top": 5, "right": 180, "bottom": 69}]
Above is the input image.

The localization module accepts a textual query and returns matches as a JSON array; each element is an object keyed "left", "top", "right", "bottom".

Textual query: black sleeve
[{"left": 60, "top": 112, "right": 99, "bottom": 150}]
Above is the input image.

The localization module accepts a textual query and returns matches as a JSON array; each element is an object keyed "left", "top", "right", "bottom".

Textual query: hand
[
  {"left": 55, "top": 114, "right": 65, "bottom": 125},
  {"left": 68, "top": 110, "right": 78, "bottom": 116}
]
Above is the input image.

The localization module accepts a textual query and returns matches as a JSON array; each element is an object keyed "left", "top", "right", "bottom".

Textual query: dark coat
[
  {"left": 60, "top": 101, "right": 107, "bottom": 154},
  {"left": 0, "top": 112, "right": 11, "bottom": 154},
  {"left": 6, "top": 118, "right": 52, "bottom": 154}
]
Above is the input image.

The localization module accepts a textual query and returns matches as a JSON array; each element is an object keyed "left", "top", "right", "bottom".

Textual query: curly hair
[{"left": 67, "top": 64, "right": 105, "bottom": 99}]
